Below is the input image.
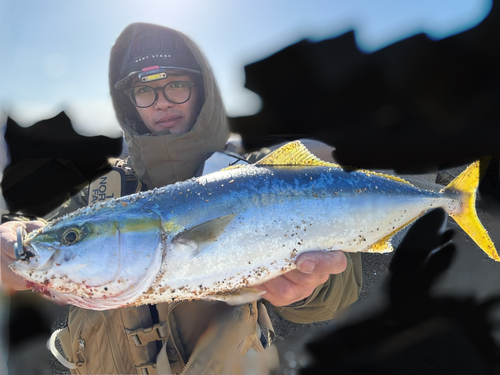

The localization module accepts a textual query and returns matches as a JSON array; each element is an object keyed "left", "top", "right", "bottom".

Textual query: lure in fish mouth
[
  {"left": 10, "top": 208, "right": 166, "bottom": 309},
  {"left": 13, "top": 227, "right": 60, "bottom": 300}
]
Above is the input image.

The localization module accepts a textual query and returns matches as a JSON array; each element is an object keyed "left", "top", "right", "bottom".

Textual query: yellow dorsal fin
[
  {"left": 363, "top": 170, "right": 414, "bottom": 186},
  {"left": 255, "top": 141, "right": 340, "bottom": 167},
  {"left": 220, "top": 164, "right": 246, "bottom": 172},
  {"left": 254, "top": 141, "right": 413, "bottom": 186}
]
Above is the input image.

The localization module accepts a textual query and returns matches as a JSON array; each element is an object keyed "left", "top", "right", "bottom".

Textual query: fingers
[
  {"left": 255, "top": 275, "right": 309, "bottom": 306},
  {"left": 296, "top": 250, "right": 347, "bottom": 275},
  {"left": 24, "top": 221, "right": 46, "bottom": 232},
  {"left": 257, "top": 250, "right": 347, "bottom": 306},
  {"left": 284, "top": 251, "right": 347, "bottom": 287},
  {"left": 1, "top": 221, "right": 44, "bottom": 257},
  {"left": 0, "top": 221, "right": 44, "bottom": 291},
  {"left": 1, "top": 222, "right": 23, "bottom": 259},
  {"left": 0, "top": 264, "right": 27, "bottom": 291}
]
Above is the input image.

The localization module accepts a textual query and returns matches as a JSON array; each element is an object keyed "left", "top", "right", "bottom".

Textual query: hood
[{"left": 109, "top": 23, "right": 229, "bottom": 188}]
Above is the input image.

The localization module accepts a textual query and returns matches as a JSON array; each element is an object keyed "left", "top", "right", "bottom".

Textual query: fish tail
[{"left": 442, "top": 159, "right": 499, "bottom": 261}]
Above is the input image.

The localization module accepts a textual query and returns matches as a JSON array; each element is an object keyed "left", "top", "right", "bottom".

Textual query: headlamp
[
  {"left": 138, "top": 66, "right": 167, "bottom": 83},
  {"left": 115, "top": 65, "right": 201, "bottom": 90}
]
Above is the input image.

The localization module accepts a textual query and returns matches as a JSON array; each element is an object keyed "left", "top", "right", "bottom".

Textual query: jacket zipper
[
  {"left": 167, "top": 301, "right": 190, "bottom": 374},
  {"left": 77, "top": 321, "right": 85, "bottom": 353},
  {"left": 180, "top": 355, "right": 194, "bottom": 375},
  {"left": 75, "top": 322, "right": 88, "bottom": 375}
]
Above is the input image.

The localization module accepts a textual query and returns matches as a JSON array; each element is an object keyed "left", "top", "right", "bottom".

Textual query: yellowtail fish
[{"left": 10, "top": 141, "right": 498, "bottom": 310}]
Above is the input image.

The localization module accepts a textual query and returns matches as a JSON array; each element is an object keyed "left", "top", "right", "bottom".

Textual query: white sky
[{"left": 0, "top": 0, "right": 492, "bottom": 137}]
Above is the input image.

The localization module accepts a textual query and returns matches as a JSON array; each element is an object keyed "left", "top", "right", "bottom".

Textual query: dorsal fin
[
  {"left": 255, "top": 141, "right": 340, "bottom": 167},
  {"left": 220, "top": 164, "right": 246, "bottom": 172},
  {"left": 239, "top": 140, "right": 414, "bottom": 187}
]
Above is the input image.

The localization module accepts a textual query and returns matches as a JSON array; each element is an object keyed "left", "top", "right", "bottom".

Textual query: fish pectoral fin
[
  {"left": 172, "top": 214, "right": 237, "bottom": 255},
  {"left": 203, "top": 288, "right": 266, "bottom": 306},
  {"left": 255, "top": 141, "right": 339, "bottom": 167}
]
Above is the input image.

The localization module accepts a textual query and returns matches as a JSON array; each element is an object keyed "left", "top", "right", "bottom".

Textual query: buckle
[
  {"left": 127, "top": 323, "right": 169, "bottom": 346},
  {"left": 136, "top": 362, "right": 157, "bottom": 375}
]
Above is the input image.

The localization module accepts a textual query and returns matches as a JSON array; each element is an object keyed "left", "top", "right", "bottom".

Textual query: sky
[{"left": 0, "top": 0, "right": 493, "bottom": 138}]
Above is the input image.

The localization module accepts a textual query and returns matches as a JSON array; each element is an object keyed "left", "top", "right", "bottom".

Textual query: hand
[
  {"left": 255, "top": 250, "right": 347, "bottom": 307},
  {"left": 1, "top": 220, "right": 45, "bottom": 292}
]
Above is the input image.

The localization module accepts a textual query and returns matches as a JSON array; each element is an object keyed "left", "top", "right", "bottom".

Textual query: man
[{"left": 0, "top": 23, "right": 362, "bottom": 374}]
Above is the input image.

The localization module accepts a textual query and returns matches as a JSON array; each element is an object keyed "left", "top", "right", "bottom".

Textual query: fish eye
[{"left": 62, "top": 227, "right": 82, "bottom": 245}]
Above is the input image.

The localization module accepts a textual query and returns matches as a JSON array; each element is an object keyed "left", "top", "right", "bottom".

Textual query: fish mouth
[
  {"left": 10, "top": 243, "right": 60, "bottom": 285},
  {"left": 16, "top": 247, "right": 37, "bottom": 261}
]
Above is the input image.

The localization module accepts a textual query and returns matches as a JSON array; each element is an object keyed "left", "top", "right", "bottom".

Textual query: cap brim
[{"left": 115, "top": 67, "right": 201, "bottom": 91}]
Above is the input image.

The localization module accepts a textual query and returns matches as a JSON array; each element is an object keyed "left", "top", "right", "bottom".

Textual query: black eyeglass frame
[{"left": 123, "top": 81, "right": 195, "bottom": 108}]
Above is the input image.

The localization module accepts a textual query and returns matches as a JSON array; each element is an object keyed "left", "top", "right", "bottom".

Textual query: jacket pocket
[
  {"left": 58, "top": 306, "right": 136, "bottom": 375},
  {"left": 57, "top": 308, "right": 90, "bottom": 375}
]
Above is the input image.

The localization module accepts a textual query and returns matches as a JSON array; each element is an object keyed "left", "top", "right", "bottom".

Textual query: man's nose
[{"left": 153, "top": 88, "right": 173, "bottom": 108}]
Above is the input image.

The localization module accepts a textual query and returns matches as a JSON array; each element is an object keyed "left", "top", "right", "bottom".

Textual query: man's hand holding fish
[{"left": 256, "top": 250, "right": 347, "bottom": 306}]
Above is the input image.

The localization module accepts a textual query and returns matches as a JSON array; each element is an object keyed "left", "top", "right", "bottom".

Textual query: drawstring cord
[{"left": 47, "top": 329, "right": 77, "bottom": 370}]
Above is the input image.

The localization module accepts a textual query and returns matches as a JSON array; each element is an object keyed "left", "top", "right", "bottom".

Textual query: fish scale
[{"left": 10, "top": 141, "right": 499, "bottom": 310}]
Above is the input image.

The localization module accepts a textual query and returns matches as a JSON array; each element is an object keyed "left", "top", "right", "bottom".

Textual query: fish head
[{"left": 10, "top": 208, "right": 164, "bottom": 309}]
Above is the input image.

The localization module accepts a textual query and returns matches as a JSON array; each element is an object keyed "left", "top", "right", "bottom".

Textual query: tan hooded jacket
[
  {"left": 108, "top": 23, "right": 229, "bottom": 188},
  {"left": 55, "top": 23, "right": 362, "bottom": 375}
]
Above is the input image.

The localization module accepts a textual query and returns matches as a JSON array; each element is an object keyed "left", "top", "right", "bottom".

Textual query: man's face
[{"left": 132, "top": 71, "right": 202, "bottom": 134}]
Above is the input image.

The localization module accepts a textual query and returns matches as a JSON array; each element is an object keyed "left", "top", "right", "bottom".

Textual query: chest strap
[{"left": 125, "top": 322, "right": 170, "bottom": 347}]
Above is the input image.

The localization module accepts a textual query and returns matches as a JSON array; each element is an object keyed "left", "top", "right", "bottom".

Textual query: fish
[{"left": 10, "top": 141, "right": 499, "bottom": 310}]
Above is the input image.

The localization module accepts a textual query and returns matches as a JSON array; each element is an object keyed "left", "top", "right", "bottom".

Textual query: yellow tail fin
[{"left": 442, "top": 160, "right": 499, "bottom": 261}]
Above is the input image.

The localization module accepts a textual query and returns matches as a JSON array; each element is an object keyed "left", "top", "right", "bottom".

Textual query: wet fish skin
[{"left": 9, "top": 141, "right": 498, "bottom": 310}]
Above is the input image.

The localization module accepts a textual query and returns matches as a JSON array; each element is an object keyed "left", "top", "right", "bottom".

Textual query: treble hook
[{"left": 14, "top": 226, "right": 27, "bottom": 260}]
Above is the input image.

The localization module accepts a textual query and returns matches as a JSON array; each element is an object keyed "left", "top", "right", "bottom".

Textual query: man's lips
[{"left": 155, "top": 115, "right": 182, "bottom": 127}]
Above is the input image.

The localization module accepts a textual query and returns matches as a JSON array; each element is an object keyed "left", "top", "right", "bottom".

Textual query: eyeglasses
[{"left": 124, "top": 81, "right": 195, "bottom": 108}]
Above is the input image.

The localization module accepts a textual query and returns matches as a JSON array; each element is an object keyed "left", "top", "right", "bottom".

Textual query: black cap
[{"left": 114, "top": 23, "right": 201, "bottom": 90}]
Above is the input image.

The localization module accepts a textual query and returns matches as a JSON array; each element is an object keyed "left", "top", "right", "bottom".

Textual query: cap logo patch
[{"left": 134, "top": 54, "right": 172, "bottom": 63}]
